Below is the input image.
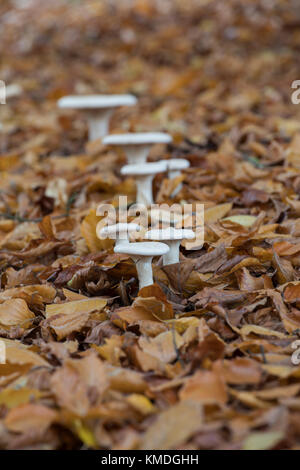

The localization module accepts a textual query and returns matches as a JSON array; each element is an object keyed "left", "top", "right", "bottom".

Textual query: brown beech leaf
[
  {"left": 0, "top": 299, "right": 35, "bottom": 327},
  {"left": 94, "top": 335, "right": 125, "bottom": 366},
  {"left": 2, "top": 339, "right": 49, "bottom": 367},
  {"left": 193, "top": 244, "right": 227, "bottom": 273},
  {"left": 180, "top": 370, "right": 227, "bottom": 405},
  {"left": 214, "top": 358, "right": 262, "bottom": 385},
  {"left": 140, "top": 400, "right": 203, "bottom": 450},
  {"left": 5, "top": 265, "right": 44, "bottom": 288},
  {"left": 45, "top": 298, "right": 107, "bottom": 318},
  {"left": 135, "top": 284, "right": 174, "bottom": 320},
  {"left": 284, "top": 283, "right": 300, "bottom": 303},
  {"left": 112, "top": 306, "right": 156, "bottom": 329},
  {"left": 106, "top": 365, "right": 147, "bottom": 393},
  {"left": 50, "top": 354, "right": 109, "bottom": 416},
  {"left": 161, "top": 260, "right": 195, "bottom": 292},
  {"left": 236, "top": 267, "right": 265, "bottom": 291},
  {"left": 0, "top": 285, "right": 56, "bottom": 308},
  {"left": 48, "top": 311, "right": 90, "bottom": 340},
  {"left": 138, "top": 330, "right": 184, "bottom": 363},
  {"left": 4, "top": 404, "right": 58, "bottom": 434},
  {"left": 268, "top": 290, "right": 300, "bottom": 333}
]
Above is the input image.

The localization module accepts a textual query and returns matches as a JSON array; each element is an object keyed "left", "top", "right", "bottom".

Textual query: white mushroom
[
  {"left": 57, "top": 94, "right": 137, "bottom": 141},
  {"left": 114, "top": 242, "right": 169, "bottom": 289},
  {"left": 103, "top": 132, "right": 172, "bottom": 165},
  {"left": 150, "top": 207, "right": 183, "bottom": 228},
  {"left": 145, "top": 227, "right": 195, "bottom": 265},
  {"left": 166, "top": 158, "right": 190, "bottom": 196},
  {"left": 121, "top": 161, "right": 167, "bottom": 207},
  {"left": 97, "top": 222, "right": 140, "bottom": 247}
]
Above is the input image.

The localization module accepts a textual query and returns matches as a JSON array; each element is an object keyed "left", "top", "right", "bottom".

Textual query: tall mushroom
[
  {"left": 97, "top": 222, "right": 140, "bottom": 247},
  {"left": 145, "top": 227, "right": 195, "bottom": 265},
  {"left": 166, "top": 158, "right": 190, "bottom": 196},
  {"left": 121, "top": 161, "right": 167, "bottom": 207},
  {"left": 114, "top": 242, "right": 169, "bottom": 289},
  {"left": 57, "top": 94, "right": 137, "bottom": 141},
  {"left": 103, "top": 132, "right": 172, "bottom": 165}
]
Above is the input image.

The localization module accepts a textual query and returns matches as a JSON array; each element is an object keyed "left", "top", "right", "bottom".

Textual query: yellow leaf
[
  {"left": 169, "top": 316, "right": 201, "bottom": 334},
  {"left": 62, "top": 289, "right": 88, "bottom": 301},
  {"left": 0, "top": 387, "right": 42, "bottom": 409},
  {"left": 72, "top": 419, "right": 98, "bottom": 448},
  {"left": 243, "top": 431, "right": 284, "bottom": 450},
  {"left": 81, "top": 209, "right": 113, "bottom": 252},
  {"left": 205, "top": 203, "right": 232, "bottom": 223},
  {"left": 237, "top": 324, "right": 287, "bottom": 339},
  {"left": 127, "top": 394, "right": 156, "bottom": 415},
  {"left": 94, "top": 335, "right": 124, "bottom": 366},
  {"left": 45, "top": 298, "right": 107, "bottom": 318},
  {"left": 222, "top": 215, "right": 257, "bottom": 227}
]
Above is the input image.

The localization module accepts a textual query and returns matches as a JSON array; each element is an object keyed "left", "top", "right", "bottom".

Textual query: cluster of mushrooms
[{"left": 58, "top": 94, "right": 196, "bottom": 290}]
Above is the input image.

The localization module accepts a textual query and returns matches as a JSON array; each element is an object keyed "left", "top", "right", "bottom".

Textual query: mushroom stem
[
  {"left": 115, "top": 237, "right": 130, "bottom": 248},
  {"left": 136, "top": 175, "right": 154, "bottom": 206},
  {"left": 87, "top": 109, "right": 113, "bottom": 141},
  {"left": 124, "top": 145, "right": 150, "bottom": 165},
  {"left": 133, "top": 256, "right": 154, "bottom": 289},
  {"left": 168, "top": 169, "right": 181, "bottom": 180},
  {"left": 163, "top": 240, "right": 181, "bottom": 265},
  {"left": 168, "top": 170, "right": 183, "bottom": 197}
]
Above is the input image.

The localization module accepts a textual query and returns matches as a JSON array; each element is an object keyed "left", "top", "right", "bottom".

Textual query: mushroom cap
[
  {"left": 150, "top": 208, "right": 183, "bottom": 224},
  {"left": 114, "top": 241, "right": 169, "bottom": 256},
  {"left": 121, "top": 161, "right": 167, "bottom": 176},
  {"left": 145, "top": 227, "right": 195, "bottom": 241},
  {"left": 98, "top": 223, "right": 140, "bottom": 239},
  {"left": 167, "top": 158, "right": 190, "bottom": 171},
  {"left": 57, "top": 94, "right": 137, "bottom": 109},
  {"left": 103, "top": 132, "right": 172, "bottom": 146}
]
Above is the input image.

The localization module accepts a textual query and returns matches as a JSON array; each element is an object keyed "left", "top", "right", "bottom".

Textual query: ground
[{"left": 0, "top": 0, "right": 300, "bottom": 450}]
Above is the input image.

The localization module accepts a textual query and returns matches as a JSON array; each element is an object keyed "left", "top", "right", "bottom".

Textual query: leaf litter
[{"left": 0, "top": 0, "right": 300, "bottom": 450}]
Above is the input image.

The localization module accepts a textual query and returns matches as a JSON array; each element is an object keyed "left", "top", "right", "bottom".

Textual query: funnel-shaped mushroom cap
[
  {"left": 121, "top": 161, "right": 167, "bottom": 176},
  {"left": 167, "top": 158, "right": 190, "bottom": 171},
  {"left": 103, "top": 132, "right": 172, "bottom": 146},
  {"left": 114, "top": 241, "right": 169, "bottom": 256},
  {"left": 57, "top": 94, "right": 137, "bottom": 109},
  {"left": 98, "top": 223, "right": 140, "bottom": 239},
  {"left": 145, "top": 227, "right": 195, "bottom": 241}
]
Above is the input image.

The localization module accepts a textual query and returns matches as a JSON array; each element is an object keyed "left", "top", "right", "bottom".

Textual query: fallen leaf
[
  {"left": 140, "top": 401, "right": 202, "bottom": 450},
  {"left": 45, "top": 298, "right": 107, "bottom": 318}
]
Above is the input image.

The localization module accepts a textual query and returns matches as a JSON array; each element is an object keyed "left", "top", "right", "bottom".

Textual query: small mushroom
[
  {"left": 114, "top": 242, "right": 169, "bottom": 289},
  {"left": 57, "top": 94, "right": 137, "bottom": 141},
  {"left": 121, "top": 161, "right": 167, "bottom": 207},
  {"left": 166, "top": 158, "right": 190, "bottom": 196},
  {"left": 103, "top": 132, "right": 172, "bottom": 165},
  {"left": 97, "top": 223, "right": 140, "bottom": 247},
  {"left": 145, "top": 227, "right": 195, "bottom": 265}
]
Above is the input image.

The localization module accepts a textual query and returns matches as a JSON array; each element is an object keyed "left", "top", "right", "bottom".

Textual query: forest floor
[{"left": 1, "top": 0, "right": 300, "bottom": 450}]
